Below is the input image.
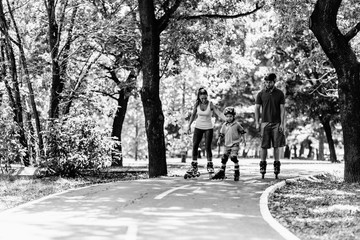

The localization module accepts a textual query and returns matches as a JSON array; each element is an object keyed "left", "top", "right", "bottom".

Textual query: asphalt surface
[{"left": 0, "top": 158, "right": 344, "bottom": 240}]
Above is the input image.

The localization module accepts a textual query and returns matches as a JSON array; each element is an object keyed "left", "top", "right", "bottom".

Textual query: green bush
[
  {"left": 0, "top": 108, "right": 27, "bottom": 168},
  {"left": 42, "top": 117, "right": 114, "bottom": 177}
]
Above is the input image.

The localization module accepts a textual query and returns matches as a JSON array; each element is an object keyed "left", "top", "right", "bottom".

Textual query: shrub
[
  {"left": 0, "top": 107, "right": 27, "bottom": 169},
  {"left": 41, "top": 117, "right": 114, "bottom": 177}
]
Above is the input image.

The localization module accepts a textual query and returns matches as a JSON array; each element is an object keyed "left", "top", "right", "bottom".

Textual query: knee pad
[
  {"left": 221, "top": 154, "right": 229, "bottom": 164},
  {"left": 230, "top": 156, "right": 238, "bottom": 163}
]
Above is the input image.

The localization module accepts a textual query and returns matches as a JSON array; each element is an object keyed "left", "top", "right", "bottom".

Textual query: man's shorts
[{"left": 260, "top": 122, "right": 285, "bottom": 149}]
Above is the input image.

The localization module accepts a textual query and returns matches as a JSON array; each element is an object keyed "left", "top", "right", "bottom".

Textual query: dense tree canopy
[{"left": 0, "top": 0, "right": 358, "bottom": 181}]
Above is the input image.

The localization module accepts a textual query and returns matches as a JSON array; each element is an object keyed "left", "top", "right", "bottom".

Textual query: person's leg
[
  {"left": 273, "top": 147, "right": 280, "bottom": 161},
  {"left": 261, "top": 148, "right": 267, "bottom": 161},
  {"left": 273, "top": 147, "right": 281, "bottom": 178},
  {"left": 260, "top": 148, "right": 267, "bottom": 177},
  {"left": 212, "top": 148, "right": 229, "bottom": 179},
  {"left": 260, "top": 123, "right": 271, "bottom": 177},
  {"left": 204, "top": 129, "right": 214, "bottom": 172},
  {"left": 220, "top": 150, "right": 229, "bottom": 171},
  {"left": 231, "top": 156, "right": 240, "bottom": 181},
  {"left": 229, "top": 144, "right": 240, "bottom": 181},
  {"left": 272, "top": 123, "right": 284, "bottom": 178},
  {"left": 192, "top": 128, "right": 204, "bottom": 161},
  {"left": 189, "top": 128, "right": 204, "bottom": 173}
]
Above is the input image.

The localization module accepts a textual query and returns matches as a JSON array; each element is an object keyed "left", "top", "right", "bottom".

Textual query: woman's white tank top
[{"left": 195, "top": 102, "right": 213, "bottom": 130}]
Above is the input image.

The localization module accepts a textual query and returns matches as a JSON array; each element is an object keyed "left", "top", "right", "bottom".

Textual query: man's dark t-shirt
[{"left": 256, "top": 87, "right": 285, "bottom": 123}]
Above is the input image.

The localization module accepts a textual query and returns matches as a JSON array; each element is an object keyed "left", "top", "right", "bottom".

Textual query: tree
[
  {"left": 310, "top": 0, "right": 360, "bottom": 182},
  {"left": 108, "top": 69, "right": 137, "bottom": 166},
  {"left": 5, "top": 0, "right": 45, "bottom": 160},
  {"left": 88, "top": 1, "right": 140, "bottom": 166},
  {"left": 0, "top": 1, "right": 29, "bottom": 165},
  {"left": 45, "top": 0, "right": 80, "bottom": 120},
  {"left": 250, "top": 0, "right": 342, "bottom": 162},
  {"left": 137, "top": 0, "right": 263, "bottom": 177},
  {"left": 138, "top": 0, "right": 168, "bottom": 177}
]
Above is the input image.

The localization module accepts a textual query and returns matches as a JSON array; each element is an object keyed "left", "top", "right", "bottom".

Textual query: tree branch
[
  {"left": 92, "top": 90, "right": 118, "bottom": 100},
  {"left": 157, "top": 0, "right": 182, "bottom": 33},
  {"left": 344, "top": 22, "right": 360, "bottom": 42},
  {"left": 179, "top": 3, "right": 263, "bottom": 21}
]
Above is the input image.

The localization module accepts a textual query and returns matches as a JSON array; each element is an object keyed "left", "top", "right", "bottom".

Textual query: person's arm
[
  {"left": 238, "top": 123, "right": 246, "bottom": 146},
  {"left": 255, "top": 104, "right": 261, "bottom": 131},
  {"left": 188, "top": 104, "right": 197, "bottom": 133},
  {"left": 211, "top": 102, "right": 226, "bottom": 121},
  {"left": 217, "top": 124, "right": 225, "bottom": 145},
  {"left": 279, "top": 103, "right": 285, "bottom": 132}
]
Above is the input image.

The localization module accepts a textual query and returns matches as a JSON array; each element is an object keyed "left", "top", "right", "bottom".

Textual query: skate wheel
[
  {"left": 196, "top": 172, "right": 201, "bottom": 177},
  {"left": 184, "top": 174, "right": 188, "bottom": 179}
]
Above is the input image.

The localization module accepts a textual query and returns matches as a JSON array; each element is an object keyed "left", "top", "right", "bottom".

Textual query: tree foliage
[{"left": 0, "top": 0, "right": 357, "bottom": 179}]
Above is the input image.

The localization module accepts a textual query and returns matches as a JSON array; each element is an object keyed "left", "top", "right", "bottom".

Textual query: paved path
[{"left": 0, "top": 159, "right": 343, "bottom": 240}]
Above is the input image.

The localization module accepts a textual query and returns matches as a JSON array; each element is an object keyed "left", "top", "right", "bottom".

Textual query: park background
[{"left": 0, "top": 0, "right": 358, "bottom": 179}]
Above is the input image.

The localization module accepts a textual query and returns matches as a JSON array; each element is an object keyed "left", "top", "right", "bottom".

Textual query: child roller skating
[{"left": 213, "top": 107, "right": 246, "bottom": 181}]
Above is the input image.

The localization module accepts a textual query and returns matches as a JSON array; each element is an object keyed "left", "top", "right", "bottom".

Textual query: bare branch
[
  {"left": 316, "top": 90, "right": 338, "bottom": 98},
  {"left": 92, "top": 90, "right": 118, "bottom": 100},
  {"left": 309, "top": 75, "right": 337, "bottom": 95}
]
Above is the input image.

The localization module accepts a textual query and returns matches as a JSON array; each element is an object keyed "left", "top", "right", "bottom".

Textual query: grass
[
  {"left": 268, "top": 174, "right": 360, "bottom": 240},
  {"left": 0, "top": 171, "right": 148, "bottom": 211},
  {"left": 0, "top": 176, "right": 87, "bottom": 211}
]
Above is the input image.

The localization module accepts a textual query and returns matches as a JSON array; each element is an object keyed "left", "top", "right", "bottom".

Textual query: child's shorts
[
  {"left": 260, "top": 122, "right": 285, "bottom": 149},
  {"left": 224, "top": 143, "right": 240, "bottom": 157}
]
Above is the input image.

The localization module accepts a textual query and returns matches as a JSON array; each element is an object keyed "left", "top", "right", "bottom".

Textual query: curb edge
[{"left": 259, "top": 180, "right": 301, "bottom": 240}]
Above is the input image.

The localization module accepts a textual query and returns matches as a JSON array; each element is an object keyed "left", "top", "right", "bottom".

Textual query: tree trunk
[
  {"left": 111, "top": 95, "right": 127, "bottom": 167},
  {"left": 134, "top": 97, "right": 139, "bottom": 161},
  {"left": 310, "top": 0, "right": 360, "bottom": 182},
  {"left": 138, "top": 0, "right": 167, "bottom": 177},
  {"left": 110, "top": 71, "right": 136, "bottom": 167},
  {"left": 321, "top": 119, "right": 337, "bottom": 163},
  {"left": 6, "top": 0, "right": 45, "bottom": 161},
  {"left": 0, "top": 5, "right": 29, "bottom": 166},
  {"left": 318, "top": 127, "right": 325, "bottom": 160},
  {"left": 46, "top": 0, "right": 63, "bottom": 119}
]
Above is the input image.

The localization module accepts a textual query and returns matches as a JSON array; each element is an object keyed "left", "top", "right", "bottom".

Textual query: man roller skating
[
  {"left": 212, "top": 107, "right": 246, "bottom": 181},
  {"left": 255, "top": 73, "right": 286, "bottom": 179}
]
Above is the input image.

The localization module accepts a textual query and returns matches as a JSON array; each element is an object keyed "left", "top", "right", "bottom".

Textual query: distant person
[
  {"left": 185, "top": 87, "right": 225, "bottom": 179},
  {"left": 212, "top": 107, "right": 246, "bottom": 181},
  {"left": 255, "top": 73, "right": 286, "bottom": 179}
]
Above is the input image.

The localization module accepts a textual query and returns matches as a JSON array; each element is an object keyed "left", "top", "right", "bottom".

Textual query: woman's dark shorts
[{"left": 260, "top": 122, "right": 285, "bottom": 149}]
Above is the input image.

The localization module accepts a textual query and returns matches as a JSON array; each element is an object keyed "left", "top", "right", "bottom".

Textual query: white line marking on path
[
  {"left": 126, "top": 223, "right": 138, "bottom": 240},
  {"left": 154, "top": 185, "right": 190, "bottom": 199}
]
